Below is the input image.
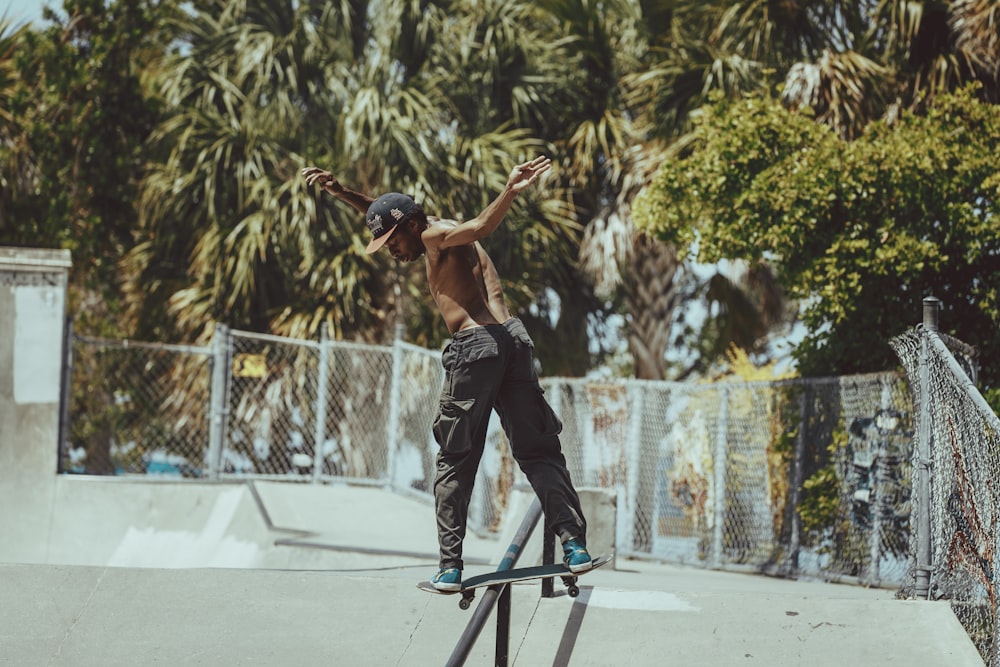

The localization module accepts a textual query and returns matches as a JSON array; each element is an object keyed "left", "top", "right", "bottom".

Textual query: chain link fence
[
  {"left": 64, "top": 322, "right": 919, "bottom": 588},
  {"left": 64, "top": 334, "right": 213, "bottom": 476},
  {"left": 541, "top": 373, "right": 912, "bottom": 586},
  {"left": 65, "top": 325, "right": 443, "bottom": 488},
  {"left": 891, "top": 298, "right": 1000, "bottom": 665}
]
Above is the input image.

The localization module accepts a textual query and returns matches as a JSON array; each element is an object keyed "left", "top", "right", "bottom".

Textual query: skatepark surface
[{"left": 0, "top": 478, "right": 984, "bottom": 666}]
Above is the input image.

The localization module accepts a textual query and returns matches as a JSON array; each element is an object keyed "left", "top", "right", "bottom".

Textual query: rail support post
[{"left": 496, "top": 584, "right": 511, "bottom": 666}]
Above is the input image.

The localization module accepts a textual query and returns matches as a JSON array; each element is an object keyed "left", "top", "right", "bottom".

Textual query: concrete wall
[{"left": 0, "top": 247, "right": 71, "bottom": 563}]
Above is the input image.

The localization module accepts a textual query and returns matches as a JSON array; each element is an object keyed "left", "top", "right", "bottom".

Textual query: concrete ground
[
  {"left": 0, "top": 560, "right": 980, "bottom": 666},
  {"left": 0, "top": 479, "right": 985, "bottom": 666}
]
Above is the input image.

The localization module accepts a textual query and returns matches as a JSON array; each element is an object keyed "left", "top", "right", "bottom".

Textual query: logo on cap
[{"left": 365, "top": 193, "right": 418, "bottom": 254}]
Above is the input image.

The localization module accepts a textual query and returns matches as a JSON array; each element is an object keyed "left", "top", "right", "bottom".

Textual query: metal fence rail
[
  {"left": 64, "top": 322, "right": 914, "bottom": 586},
  {"left": 891, "top": 297, "right": 1000, "bottom": 665}
]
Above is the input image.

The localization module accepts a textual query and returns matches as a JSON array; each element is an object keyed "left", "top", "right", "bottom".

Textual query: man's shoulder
[
  {"left": 422, "top": 216, "right": 458, "bottom": 245},
  {"left": 427, "top": 215, "right": 458, "bottom": 226}
]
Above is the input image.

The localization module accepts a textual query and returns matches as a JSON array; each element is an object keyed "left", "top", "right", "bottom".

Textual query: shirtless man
[{"left": 302, "top": 157, "right": 591, "bottom": 590}]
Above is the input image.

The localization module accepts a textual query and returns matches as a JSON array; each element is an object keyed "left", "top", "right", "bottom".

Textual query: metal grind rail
[{"left": 446, "top": 498, "right": 562, "bottom": 667}]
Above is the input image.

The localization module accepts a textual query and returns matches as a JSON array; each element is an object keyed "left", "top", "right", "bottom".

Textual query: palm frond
[
  {"left": 950, "top": 0, "right": 1000, "bottom": 96},
  {"left": 783, "top": 49, "right": 892, "bottom": 139}
]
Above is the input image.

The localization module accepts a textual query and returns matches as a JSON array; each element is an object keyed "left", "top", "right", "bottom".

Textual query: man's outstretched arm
[
  {"left": 302, "top": 167, "right": 374, "bottom": 214},
  {"left": 434, "top": 156, "right": 552, "bottom": 250}
]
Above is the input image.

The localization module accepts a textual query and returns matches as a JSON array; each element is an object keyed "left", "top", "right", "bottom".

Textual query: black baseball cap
[{"left": 365, "top": 193, "right": 417, "bottom": 254}]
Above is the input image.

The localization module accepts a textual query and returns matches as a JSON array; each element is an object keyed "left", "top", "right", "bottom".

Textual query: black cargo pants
[{"left": 432, "top": 317, "right": 587, "bottom": 570}]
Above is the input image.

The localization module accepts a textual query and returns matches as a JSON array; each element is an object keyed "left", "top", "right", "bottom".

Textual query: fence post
[
  {"left": 312, "top": 323, "right": 330, "bottom": 483},
  {"left": 867, "top": 379, "right": 894, "bottom": 586},
  {"left": 623, "top": 383, "right": 643, "bottom": 557},
  {"left": 711, "top": 386, "right": 729, "bottom": 568},
  {"left": 385, "top": 321, "right": 404, "bottom": 488},
  {"left": 207, "top": 323, "right": 229, "bottom": 479},
  {"left": 786, "top": 384, "right": 808, "bottom": 575},
  {"left": 914, "top": 296, "right": 939, "bottom": 598},
  {"left": 58, "top": 316, "right": 75, "bottom": 473}
]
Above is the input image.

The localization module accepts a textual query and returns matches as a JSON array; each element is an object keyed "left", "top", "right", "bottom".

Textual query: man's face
[{"left": 384, "top": 219, "right": 424, "bottom": 263}]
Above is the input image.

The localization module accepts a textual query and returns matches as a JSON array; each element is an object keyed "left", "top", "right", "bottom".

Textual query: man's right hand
[
  {"left": 506, "top": 155, "right": 552, "bottom": 193},
  {"left": 302, "top": 167, "right": 343, "bottom": 193}
]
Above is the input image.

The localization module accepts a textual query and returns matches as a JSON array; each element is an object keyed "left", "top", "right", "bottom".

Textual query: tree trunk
[{"left": 624, "top": 235, "right": 680, "bottom": 380}]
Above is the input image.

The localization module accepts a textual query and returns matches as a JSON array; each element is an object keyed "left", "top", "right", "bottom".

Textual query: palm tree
[
  {"left": 117, "top": 0, "right": 596, "bottom": 477},
  {"left": 778, "top": 0, "right": 1000, "bottom": 138},
  {"left": 949, "top": 0, "right": 1000, "bottom": 101},
  {"left": 125, "top": 0, "right": 584, "bottom": 352},
  {"left": 417, "top": 0, "right": 595, "bottom": 371},
  {"left": 0, "top": 19, "right": 29, "bottom": 233},
  {"left": 626, "top": 2, "right": 891, "bottom": 377},
  {"left": 600, "top": 0, "right": 999, "bottom": 378},
  {"left": 510, "top": 0, "right": 680, "bottom": 380},
  {"left": 124, "top": 0, "right": 391, "bottom": 342}
]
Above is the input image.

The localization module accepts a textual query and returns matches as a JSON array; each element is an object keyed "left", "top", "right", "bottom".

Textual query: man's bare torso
[{"left": 423, "top": 217, "right": 511, "bottom": 334}]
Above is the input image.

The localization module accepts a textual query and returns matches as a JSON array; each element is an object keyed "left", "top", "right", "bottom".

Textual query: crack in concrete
[
  {"left": 397, "top": 596, "right": 432, "bottom": 666},
  {"left": 48, "top": 567, "right": 109, "bottom": 666}
]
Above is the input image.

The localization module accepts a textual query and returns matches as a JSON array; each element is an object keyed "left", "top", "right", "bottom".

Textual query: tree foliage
[
  {"left": 635, "top": 85, "right": 1000, "bottom": 389},
  {"left": 119, "top": 0, "right": 585, "bottom": 359},
  {"left": 4, "top": 0, "right": 999, "bottom": 381},
  {"left": 0, "top": 0, "right": 176, "bottom": 341},
  {"left": 2, "top": 0, "right": 170, "bottom": 292}
]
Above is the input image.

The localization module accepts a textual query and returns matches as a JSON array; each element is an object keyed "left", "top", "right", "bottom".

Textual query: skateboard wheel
[
  {"left": 567, "top": 585, "right": 579, "bottom": 598},
  {"left": 459, "top": 597, "right": 472, "bottom": 610}
]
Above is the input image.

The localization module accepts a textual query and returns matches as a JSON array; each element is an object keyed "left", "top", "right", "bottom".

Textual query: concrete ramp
[
  {"left": 15, "top": 478, "right": 501, "bottom": 570},
  {"left": 40, "top": 479, "right": 273, "bottom": 568},
  {"left": 0, "top": 561, "right": 982, "bottom": 666},
  {"left": 252, "top": 480, "right": 495, "bottom": 564}
]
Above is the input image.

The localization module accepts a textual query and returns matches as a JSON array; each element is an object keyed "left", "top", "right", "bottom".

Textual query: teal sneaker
[
  {"left": 562, "top": 538, "right": 593, "bottom": 573},
  {"left": 432, "top": 567, "right": 462, "bottom": 592}
]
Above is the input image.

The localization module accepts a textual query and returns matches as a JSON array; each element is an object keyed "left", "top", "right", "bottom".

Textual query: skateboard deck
[{"left": 417, "top": 554, "right": 612, "bottom": 609}]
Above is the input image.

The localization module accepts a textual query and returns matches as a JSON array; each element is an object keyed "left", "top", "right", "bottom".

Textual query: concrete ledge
[{"left": 0, "top": 247, "right": 72, "bottom": 270}]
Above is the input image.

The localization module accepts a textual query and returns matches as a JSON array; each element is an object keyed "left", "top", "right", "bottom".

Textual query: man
[{"left": 302, "top": 157, "right": 590, "bottom": 591}]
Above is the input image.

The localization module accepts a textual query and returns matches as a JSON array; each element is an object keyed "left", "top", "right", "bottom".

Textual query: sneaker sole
[
  {"left": 567, "top": 560, "right": 593, "bottom": 573},
  {"left": 432, "top": 582, "right": 462, "bottom": 592}
]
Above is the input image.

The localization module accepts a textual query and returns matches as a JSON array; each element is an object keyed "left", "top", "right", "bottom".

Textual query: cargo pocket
[
  {"left": 458, "top": 337, "right": 499, "bottom": 364},
  {"left": 513, "top": 330, "right": 534, "bottom": 349},
  {"left": 433, "top": 395, "right": 476, "bottom": 453},
  {"left": 539, "top": 389, "right": 563, "bottom": 436}
]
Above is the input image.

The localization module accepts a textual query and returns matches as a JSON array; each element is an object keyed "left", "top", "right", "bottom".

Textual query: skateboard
[{"left": 417, "top": 555, "right": 612, "bottom": 609}]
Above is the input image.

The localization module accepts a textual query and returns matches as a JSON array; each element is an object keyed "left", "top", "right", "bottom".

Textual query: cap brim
[{"left": 365, "top": 225, "right": 398, "bottom": 254}]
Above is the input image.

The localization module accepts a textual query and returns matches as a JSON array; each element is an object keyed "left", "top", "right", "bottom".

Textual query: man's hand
[
  {"left": 302, "top": 167, "right": 343, "bottom": 194},
  {"left": 506, "top": 156, "right": 552, "bottom": 193},
  {"left": 302, "top": 167, "right": 374, "bottom": 214}
]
